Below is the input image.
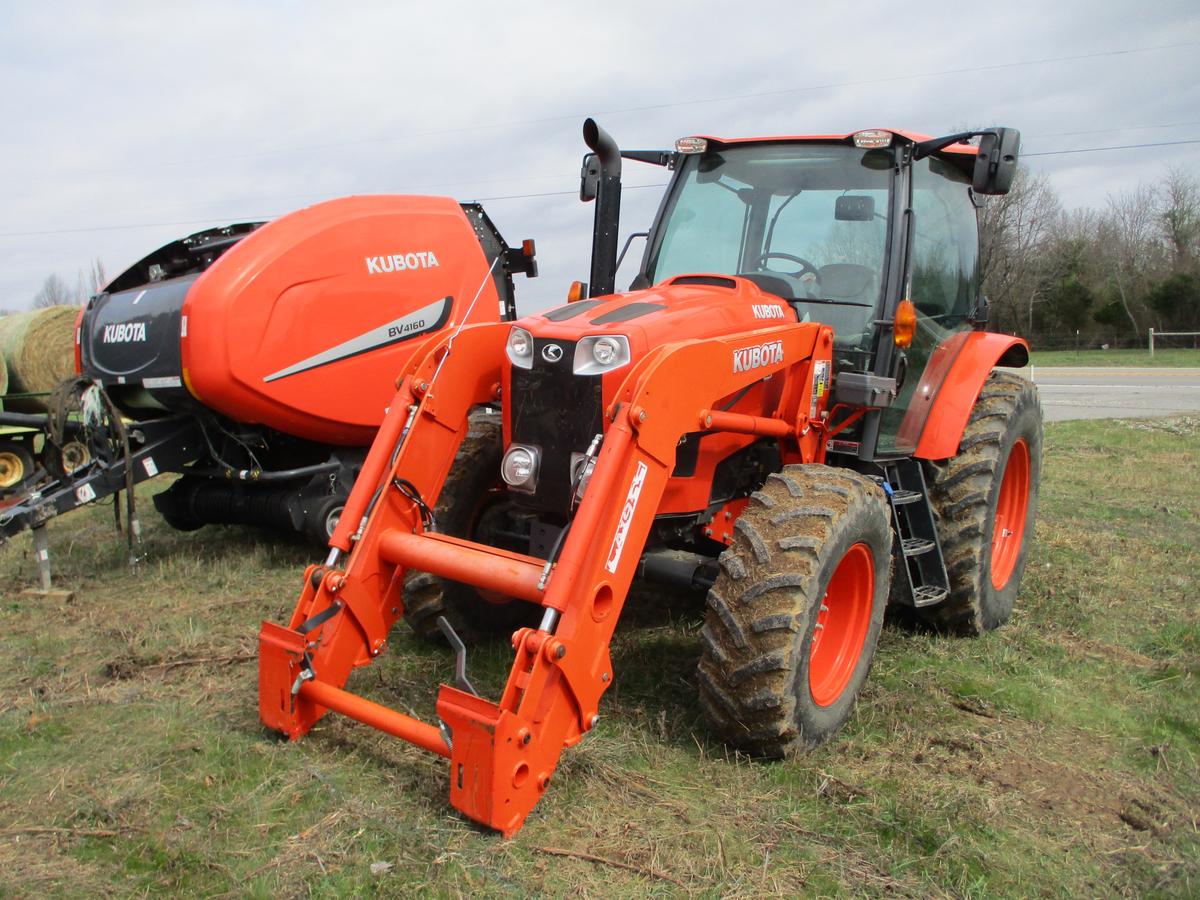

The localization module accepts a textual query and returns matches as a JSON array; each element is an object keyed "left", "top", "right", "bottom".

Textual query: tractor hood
[{"left": 517, "top": 275, "right": 797, "bottom": 353}]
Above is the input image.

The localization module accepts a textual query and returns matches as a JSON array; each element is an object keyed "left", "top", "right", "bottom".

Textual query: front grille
[{"left": 509, "top": 338, "right": 603, "bottom": 515}]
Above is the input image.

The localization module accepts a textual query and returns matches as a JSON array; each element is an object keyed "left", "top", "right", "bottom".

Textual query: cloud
[{"left": 0, "top": 0, "right": 1197, "bottom": 308}]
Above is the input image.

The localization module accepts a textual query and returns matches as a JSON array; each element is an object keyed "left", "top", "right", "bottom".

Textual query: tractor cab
[{"left": 582, "top": 124, "right": 1021, "bottom": 460}]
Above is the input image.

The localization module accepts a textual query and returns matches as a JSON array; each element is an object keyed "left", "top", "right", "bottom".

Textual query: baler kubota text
[{"left": 258, "top": 120, "right": 1041, "bottom": 836}]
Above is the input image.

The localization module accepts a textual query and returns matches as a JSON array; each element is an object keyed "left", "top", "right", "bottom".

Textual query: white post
[{"left": 1149, "top": 327, "right": 1155, "bottom": 358}]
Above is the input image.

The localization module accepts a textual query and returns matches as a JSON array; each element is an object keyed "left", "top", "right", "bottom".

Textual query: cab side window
[{"left": 910, "top": 158, "right": 978, "bottom": 322}]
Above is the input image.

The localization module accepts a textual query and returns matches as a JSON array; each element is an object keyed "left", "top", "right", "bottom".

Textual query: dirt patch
[
  {"left": 989, "top": 754, "right": 1184, "bottom": 840},
  {"left": 1048, "top": 631, "right": 1161, "bottom": 669},
  {"left": 102, "top": 649, "right": 255, "bottom": 682}
]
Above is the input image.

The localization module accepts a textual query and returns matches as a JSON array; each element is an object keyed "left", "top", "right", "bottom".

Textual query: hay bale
[{"left": 0, "top": 306, "right": 79, "bottom": 411}]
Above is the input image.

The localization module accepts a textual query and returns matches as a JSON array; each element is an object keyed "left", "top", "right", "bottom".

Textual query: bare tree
[
  {"left": 977, "top": 169, "right": 1060, "bottom": 334},
  {"left": 87, "top": 258, "right": 107, "bottom": 294},
  {"left": 1100, "top": 184, "right": 1163, "bottom": 335},
  {"left": 31, "top": 273, "right": 74, "bottom": 308},
  {"left": 1157, "top": 167, "right": 1200, "bottom": 275}
]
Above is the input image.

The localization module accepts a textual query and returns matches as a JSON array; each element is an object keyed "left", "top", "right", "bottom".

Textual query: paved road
[{"left": 1005, "top": 367, "right": 1200, "bottom": 422}]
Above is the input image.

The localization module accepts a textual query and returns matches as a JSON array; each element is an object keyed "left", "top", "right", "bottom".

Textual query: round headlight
[
  {"left": 592, "top": 337, "right": 620, "bottom": 366},
  {"left": 508, "top": 327, "right": 532, "bottom": 359},
  {"left": 506, "top": 327, "right": 535, "bottom": 370},
  {"left": 501, "top": 445, "right": 539, "bottom": 489}
]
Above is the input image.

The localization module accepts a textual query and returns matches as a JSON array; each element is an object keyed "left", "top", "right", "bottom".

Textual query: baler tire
[
  {"left": 304, "top": 495, "right": 345, "bottom": 546},
  {"left": 919, "top": 371, "right": 1042, "bottom": 635},
  {"left": 402, "top": 412, "right": 539, "bottom": 644},
  {"left": 152, "top": 477, "right": 205, "bottom": 532},
  {"left": 0, "top": 442, "right": 36, "bottom": 495},
  {"left": 697, "top": 465, "right": 891, "bottom": 758}
]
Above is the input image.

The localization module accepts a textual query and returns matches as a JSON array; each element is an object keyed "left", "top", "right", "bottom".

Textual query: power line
[
  {"left": 470, "top": 183, "right": 668, "bottom": 204},
  {"left": 0, "top": 216, "right": 273, "bottom": 239},
  {"left": 1023, "top": 139, "right": 1200, "bottom": 157},
  {"left": 3, "top": 138, "right": 1197, "bottom": 240}
]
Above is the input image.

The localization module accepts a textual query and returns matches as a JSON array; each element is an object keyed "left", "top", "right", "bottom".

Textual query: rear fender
[{"left": 913, "top": 332, "right": 1029, "bottom": 460}]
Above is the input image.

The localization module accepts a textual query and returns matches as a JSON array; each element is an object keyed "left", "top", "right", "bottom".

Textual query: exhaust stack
[{"left": 582, "top": 118, "right": 622, "bottom": 298}]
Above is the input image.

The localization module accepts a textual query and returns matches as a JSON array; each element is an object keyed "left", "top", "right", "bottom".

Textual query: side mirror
[
  {"left": 835, "top": 195, "right": 875, "bottom": 221},
  {"left": 973, "top": 128, "right": 1020, "bottom": 195},
  {"left": 580, "top": 152, "right": 600, "bottom": 202}
]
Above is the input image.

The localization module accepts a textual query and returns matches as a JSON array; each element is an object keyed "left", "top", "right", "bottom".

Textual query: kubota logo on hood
[
  {"left": 366, "top": 251, "right": 440, "bottom": 274},
  {"left": 102, "top": 322, "right": 147, "bottom": 343}
]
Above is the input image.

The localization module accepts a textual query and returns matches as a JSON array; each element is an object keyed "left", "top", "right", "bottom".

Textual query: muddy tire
[
  {"left": 402, "top": 412, "right": 540, "bottom": 644},
  {"left": 697, "top": 465, "right": 891, "bottom": 758},
  {"left": 919, "top": 371, "right": 1042, "bottom": 635}
]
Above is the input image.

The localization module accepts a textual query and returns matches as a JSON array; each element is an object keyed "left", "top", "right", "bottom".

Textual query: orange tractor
[{"left": 259, "top": 119, "right": 1040, "bottom": 836}]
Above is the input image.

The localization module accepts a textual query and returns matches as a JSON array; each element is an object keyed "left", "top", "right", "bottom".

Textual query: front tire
[
  {"left": 697, "top": 465, "right": 891, "bottom": 758},
  {"left": 921, "top": 371, "right": 1043, "bottom": 635}
]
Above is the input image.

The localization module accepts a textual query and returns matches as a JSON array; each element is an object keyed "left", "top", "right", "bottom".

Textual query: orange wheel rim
[
  {"left": 990, "top": 438, "right": 1031, "bottom": 590},
  {"left": 809, "top": 542, "right": 874, "bottom": 708}
]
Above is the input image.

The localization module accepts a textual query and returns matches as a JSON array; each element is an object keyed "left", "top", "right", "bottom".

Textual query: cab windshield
[{"left": 643, "top": 143, "right": 894, "bottom": 350}]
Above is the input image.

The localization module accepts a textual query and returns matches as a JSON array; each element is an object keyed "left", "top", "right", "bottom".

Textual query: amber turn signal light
[
  {"left": 893, "top": 299, "right": 917, "bottom": 348},
  {"left": 567, "top": 281, "right": 587, "bottom": 302}
]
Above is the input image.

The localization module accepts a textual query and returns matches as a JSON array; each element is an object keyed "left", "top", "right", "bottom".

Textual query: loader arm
[{"left": 258, "top": 320, "right": 832, "bottom": 836}]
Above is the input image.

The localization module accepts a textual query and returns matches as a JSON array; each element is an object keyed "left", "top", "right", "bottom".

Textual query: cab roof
[{"left": 691, "top": 130, "right": 981, "bottom": 157}]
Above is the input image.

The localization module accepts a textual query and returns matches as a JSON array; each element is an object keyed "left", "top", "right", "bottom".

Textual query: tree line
[
  {"left": 29, "top": 259, "right": 107, "bottom": 309},
  {"left": 980, "top": 167, "right": 1200, "bottom": 349}
]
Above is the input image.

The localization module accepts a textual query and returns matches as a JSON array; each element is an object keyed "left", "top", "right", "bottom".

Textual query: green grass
[
  {"left": 1029, "top": 347, "right": 1200, "bottom": 367},
  {"left": 1, "top": 417, "right": 1197, "bottom": 896}
]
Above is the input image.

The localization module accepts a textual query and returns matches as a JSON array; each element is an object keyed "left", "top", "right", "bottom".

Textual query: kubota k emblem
[
  {"left": 605, "top": 461, "right": 648, "bottom": 574},
  {"left": 542, "top": 344, "right": 564, "bottom": 363}
]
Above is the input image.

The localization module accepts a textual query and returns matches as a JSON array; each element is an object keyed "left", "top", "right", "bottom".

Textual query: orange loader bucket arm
[{"left": 258, "top": 320, "right": 831, "bottom": 836}]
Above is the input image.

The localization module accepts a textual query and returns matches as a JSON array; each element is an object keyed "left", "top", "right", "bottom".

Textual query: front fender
[{"left": 913, "top": 332, "right": 1029, "bottom": 460}]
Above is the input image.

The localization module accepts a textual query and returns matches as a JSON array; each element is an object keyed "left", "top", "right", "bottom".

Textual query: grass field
[
  {"left": 2, "top": 417, "right": 1197, "bottom": 897},
  {"left": 1028, "top": 347, "right": 1200, "bottom": 368}
]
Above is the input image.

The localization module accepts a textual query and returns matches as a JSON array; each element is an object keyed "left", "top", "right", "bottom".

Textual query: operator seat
[{"left": 791, "top": 263, "right": 878, "bottom": 347}]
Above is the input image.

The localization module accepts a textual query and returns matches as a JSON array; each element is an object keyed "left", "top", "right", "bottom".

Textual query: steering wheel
[{"left": 755, "top": 252, "right": 820, "bottom": 280}]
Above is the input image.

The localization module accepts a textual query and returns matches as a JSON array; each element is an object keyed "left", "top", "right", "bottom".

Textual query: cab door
[{"left": 876, "top": 156, "right": 981, "bottom": 456}]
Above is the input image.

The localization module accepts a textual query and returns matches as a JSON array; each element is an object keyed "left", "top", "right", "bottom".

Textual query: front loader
[{"left": 259, "top": 119, "right": 1040, "bottom": 836}]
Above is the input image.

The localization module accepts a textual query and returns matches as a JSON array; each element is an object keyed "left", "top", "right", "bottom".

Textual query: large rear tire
[
  {"left": 920, "top": 371, "right": 1042, "bottom": 635},
  {"left": 697, "top": 465, "right": 891, "bottom": 758},
  {"left": 402, "top": 412, "right": 541, "bottom": 644}
]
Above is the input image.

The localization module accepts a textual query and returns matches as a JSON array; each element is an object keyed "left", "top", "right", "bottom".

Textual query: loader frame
[{"left": 260, "top": 318, "right": 833, "bottom": 835}]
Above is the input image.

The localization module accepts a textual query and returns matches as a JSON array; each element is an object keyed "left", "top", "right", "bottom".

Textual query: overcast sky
[{"left": 1, "top": 1, "right": 1197, "bottom": 315}]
